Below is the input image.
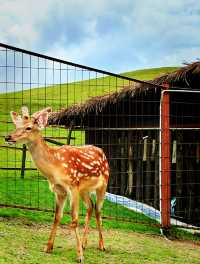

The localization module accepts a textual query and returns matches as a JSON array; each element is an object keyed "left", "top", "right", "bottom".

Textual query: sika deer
[{"left": 5, "top": 106, "right": 109, "bottom": 263}]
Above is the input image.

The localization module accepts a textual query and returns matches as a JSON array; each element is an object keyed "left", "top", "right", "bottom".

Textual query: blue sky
[{"left": 1, "top": 0, "right": 200, "bottom": 73}]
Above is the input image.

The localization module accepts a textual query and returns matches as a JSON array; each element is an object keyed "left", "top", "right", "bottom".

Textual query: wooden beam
[
  {"left": 21, "top": 144, "right": 27, "bottom": 179},
  {"left": 160, "top": 85, "right": 171, "bottom": 229}
]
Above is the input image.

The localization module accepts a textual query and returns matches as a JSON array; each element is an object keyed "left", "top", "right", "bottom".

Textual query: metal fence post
[
  {"left": 21, "top": 144, "right": 27, "bottom": 179},
  {"left": 160, "top": 84, "right": 171, "bottom": 229}
]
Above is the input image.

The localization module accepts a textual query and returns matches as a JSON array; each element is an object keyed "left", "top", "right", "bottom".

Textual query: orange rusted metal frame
[{"left": 160, "top": 83, "right": 171, "bottom": 229}]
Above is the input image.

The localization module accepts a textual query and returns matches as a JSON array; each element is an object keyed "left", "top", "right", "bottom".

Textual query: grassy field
[
  {"left": 0, "top": 66, "right": 178, "bottom": 170},
  {"left": 0, "top": 173, "right": 158, "bottom": 227},
  {"left": 0, "top": 66, "right": 178, "bottom": 163},
  {"left": 0, "top": 65, "right": 200, "bottom": 263},
  {"left": 0, "top": 217, "right": 199, "bottom": 264},
  {"left": 0, "top": 66, "right": 178, "bottom": 222},
  {"left": 0, "top": 65, "right": 186, "bottom": 226},
  {"left": 0, "top": 66, "right": 178, "bottom": 115}
]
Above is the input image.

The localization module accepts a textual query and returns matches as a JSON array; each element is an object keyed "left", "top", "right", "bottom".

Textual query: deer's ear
[
  {"left": 10, "top": 111, "right": 23, "bottom": 128},
  {"left": 10, "top": 111, "right": 18, "bottom": 124},
  {"left": 34, "top": 112, "right": 49, "bottom": 129},
  {"left": 32, "top": 107, "right": 52, "bottom": 120},
  {"left": 21, "top": 106, "right": 30, "bottom": 119}
]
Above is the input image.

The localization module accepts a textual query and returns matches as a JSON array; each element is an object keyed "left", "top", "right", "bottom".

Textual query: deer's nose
[{"left": 5, "top": 135, "right": 12, "bottom": 142}]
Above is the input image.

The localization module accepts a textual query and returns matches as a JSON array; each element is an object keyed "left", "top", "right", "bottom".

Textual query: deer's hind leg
[
  {"left": 95, "top": 184, "right": 107, "bottom": 251},
  {"left": 70, "top": 187, "right": 84, "bottom": 263},
  {"left": 80, "top": 192, "right": 94, "bottom": 250}
]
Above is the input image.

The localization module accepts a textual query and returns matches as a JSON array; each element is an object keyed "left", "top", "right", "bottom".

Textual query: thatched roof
[{"left": 48, "top": 61, "right": 200, "bottom": 126}]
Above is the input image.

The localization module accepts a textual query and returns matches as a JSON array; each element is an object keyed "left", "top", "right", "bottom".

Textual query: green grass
[
  {"left": 0, "top": 66, "right": 178, "bottom": 115},
  {"left": 0, "top": 217, "right": 199, "bottom": 264},
  {"left": 0, "top": 66, "right": 185, "bottom": 237},
  {"left": 0, "top": 66, "right": 178, "bottom": 165},
  {"left": 122, "top": 66, "right": 178, "bottom": 81},
  {"left": 0, "top": 174, "right": 199, "bottom": 242},
  {"left": 0, "top": 65, "right": 199, "bottom": 263},
  {"left": 1, "top": 65, "right": 194, "bottom": 235},
  {"left": 0, "top": 174, "right": 157, "bottom": 226}
]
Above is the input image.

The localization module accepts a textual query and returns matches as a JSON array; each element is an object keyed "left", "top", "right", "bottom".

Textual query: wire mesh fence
[
  {"left": 169, "top": 90, "right": 200, "bottom": 227},
  {"left": 0, "top": 43, "right": 199, "bottom": 230}
]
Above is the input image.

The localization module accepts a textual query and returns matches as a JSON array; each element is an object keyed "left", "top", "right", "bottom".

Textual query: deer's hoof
[
  {"left": 44, "top": 243, "right": 53, "bottom": 253},
  {"left": 78, "top": 256, "right": 84, "bottom": 263},
  {"left": 99, "top": 241, "right": 105, "bottom": 251}
]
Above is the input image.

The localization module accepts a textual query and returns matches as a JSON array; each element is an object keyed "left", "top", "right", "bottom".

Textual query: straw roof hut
[
  {"left": 49, "top": 61, "right": 200, "bottom": 226},
  {"left": 49, "top": 61, "right": 200, "bottom": 127}
]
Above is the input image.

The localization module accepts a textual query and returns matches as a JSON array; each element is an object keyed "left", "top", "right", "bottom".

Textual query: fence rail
[{"left": 0, "top": 43, "right": 200, "bottom": 230}]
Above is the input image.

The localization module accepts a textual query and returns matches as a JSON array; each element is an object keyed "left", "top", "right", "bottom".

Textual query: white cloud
[
  {"left": 1, "top": 0, "right": 200, "bottom": 72},
  {"left": 0, "top": 0, "right": 54, "bottom": 47}
]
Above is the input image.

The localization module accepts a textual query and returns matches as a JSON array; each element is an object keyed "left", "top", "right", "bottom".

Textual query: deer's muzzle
[{"left": 5, "top": 135, "right": 16, "bottom": 143}]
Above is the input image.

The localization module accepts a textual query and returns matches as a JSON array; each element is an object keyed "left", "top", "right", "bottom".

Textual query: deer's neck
[{"left": 27, "top": 135, "right": 52, "bottom": 174}]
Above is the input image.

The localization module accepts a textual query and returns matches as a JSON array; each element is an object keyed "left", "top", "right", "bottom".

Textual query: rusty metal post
[{"left": 160, "top": 83, "right": 171, "bottom": 229}]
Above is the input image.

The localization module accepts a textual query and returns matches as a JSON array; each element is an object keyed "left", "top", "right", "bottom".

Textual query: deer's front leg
[
  {"left": 70, "top": 188, "right": 84, "bottom": 263},
  {"left": 45, "top": 192, "right": 67, "bottom": 253}
]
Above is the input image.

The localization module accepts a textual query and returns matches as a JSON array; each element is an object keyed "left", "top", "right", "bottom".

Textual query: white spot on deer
[
  {"left": 95, "top": 160, "right": 101, "bottom": 166},
  {"left": 81, "top": 162, "right": 93, "bottom": 170},
  {"left": 62, "top": 163, "right": 68, "bottom": 168},
  {"left": 77, "top": 158, "right": 81, "bottom": 163},
  {"left": 84, "top": 155, "right": 92, "bottom": 160},
  {"left": 88, "top": 151, "right": 95, "bottom": 155},
  {"left": 61, "top": 157, "right": 65, "bottom": 161},
  {"left": 81, "top": 152, "right": 93, "bottom": 160},
  {"left": 102, "top": 166, "right": 106, "bottom": 171},
  {"left": 77, "top": 172, "right": 82, "bottom": 177},
  {"left": 91, "top": 170, "right": 98, "bottom": 174},
  {"left": 104, "top": 170, "right": 109, "bottom": 176}
]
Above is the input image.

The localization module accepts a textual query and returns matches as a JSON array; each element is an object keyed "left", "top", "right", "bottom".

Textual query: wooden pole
[
  {"left": 127, "top": 143, "right": 133, "bottom": 195},
  {"left": 176, "top": 132, "right": 183, "bottom": 218},
  {"left": 160, "top": 84, "right": 171, "bottom": 229},
  {"left": 136, "top": 132, "right": 143, "bottom": 201},
  {"left": 154, "top": 133, "right": 159, "bottom": 209},
  {"left": 120, "top": 131, "right": 126, "bottom": 195},
  {"left": 21, "top": 144, "right": 27, "bottom": 179},
  {"left": 67, "top": 129, "right": 73, "bottom": 145},
  {"left": 145, "top": 132, "right": 153, "bottom": 206}
]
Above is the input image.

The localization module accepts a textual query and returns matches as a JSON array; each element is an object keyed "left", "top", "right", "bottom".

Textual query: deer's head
[{"left": 5, "top": 106, "right": 52, "bottom": 144}]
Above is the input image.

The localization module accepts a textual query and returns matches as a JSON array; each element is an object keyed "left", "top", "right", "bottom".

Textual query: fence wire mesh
[
  {"left": 0, "top": 43, "right": 199, "bottom": 229},
  {"left": 169, "top": 91, "right": 200, "bottom": 227}
]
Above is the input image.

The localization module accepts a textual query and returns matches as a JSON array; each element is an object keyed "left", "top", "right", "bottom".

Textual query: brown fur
[{"left": 6, "top": 107, "right": 109, "bottom": 263}]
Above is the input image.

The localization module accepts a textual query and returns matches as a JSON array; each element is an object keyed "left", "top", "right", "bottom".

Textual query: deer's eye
[{"left": 26, "top": 127, "right": 32, "bottom": 131}]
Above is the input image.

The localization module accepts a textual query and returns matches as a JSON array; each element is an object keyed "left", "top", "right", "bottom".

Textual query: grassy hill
[
  {"left": 0, "top": 66, "right": 178, "bottom": 141},
  {"left": 0, "top": 66, "right": 179, "bottom": 168},
  {"left": 0, "top": 66, "right": 178, "bottom": 222},
  {"left": 120, "top": 66, "right": 178, "bottom": 80},
  {"left": 0, "top": 65, "right": 198, "bottom": 254},
  {"left": 0, "top": 66, "right": 178, "bottom": 115}
]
